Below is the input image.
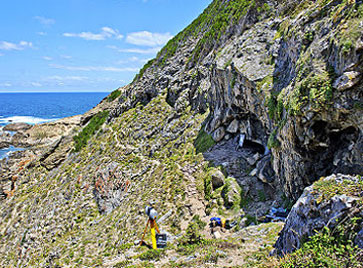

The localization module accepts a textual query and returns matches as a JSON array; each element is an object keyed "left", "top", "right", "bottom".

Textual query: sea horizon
[
  {"left": 0, "top": 92, "right": 109, "bottom": 126},
  {"left": 0, "top": 91, "right": 109, "bottom": 159}
]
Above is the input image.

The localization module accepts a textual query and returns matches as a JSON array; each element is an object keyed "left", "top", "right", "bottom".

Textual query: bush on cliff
[
  {"left": 280, "top": 223, "right": 363, "bottom": 268},
  {"left": 73, "top": 111, "right": 109, "bottom": 152},
  {"left": 107, "top": 89, "right": 122, "bottom": 102}
]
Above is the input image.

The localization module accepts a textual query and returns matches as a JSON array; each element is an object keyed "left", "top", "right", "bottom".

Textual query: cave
[
  {"left": 301, "top": 124, "right": 360, "bottom": 186},
  {"left": 242, "top": 139, "right": 266, "bottom": 155}
]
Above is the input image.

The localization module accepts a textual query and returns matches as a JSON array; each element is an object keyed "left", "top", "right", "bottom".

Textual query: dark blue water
[
  {"left": 0, "top": 92, "right": 108, "bottom": 126},
  {"left": 0, "top": 92, "right": 109, "bottom": 159}
]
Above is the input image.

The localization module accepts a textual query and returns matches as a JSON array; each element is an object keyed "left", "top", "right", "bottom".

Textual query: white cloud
[
  {"left": 63, "top": 27, "right": 123, "bottom": 41},
  {"left": 43, "top": 56, "right": 53, "bottom": 61},
  {"left": 101, "top": 27, "right": 123, "bottom": 39},
  {"left": 34, "top": 16, "right": 55, "bottom": 26},
  {"left": 63, "top": 32, "right": 105, "bottom": 40},
  {"left": 60, "top": 55, "right": 72, "bottom": 59},
  {"left": 116, "top": 56, "right": 148, "bottom": 64},
  {"left": 0, "top": 83, "right": 12, "bottom": 87},
  {"left": 30, "top": 82, "right": 42, "bottom": 87},
  {"left": 126, "top": 31, "right": 173, "bottom": 47},
  {"left": 37, "top": 32, "right": 47, "bottom": 36},
  {"left": 49, "top": 63, "right": 138, "bottom": 72},
  {"left": 108, "top": 45, "right": 161, "bottom": 54},
  {"left": 45, "top": 75, "right": 87, "bottom": 82},
  {"left": 0, "top": 41, "right": 33, "bottom": 51}
]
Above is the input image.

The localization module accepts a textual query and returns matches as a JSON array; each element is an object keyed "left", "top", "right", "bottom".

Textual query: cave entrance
[{"left": 241, "top": 139, "right": 266, "bottom": 154}]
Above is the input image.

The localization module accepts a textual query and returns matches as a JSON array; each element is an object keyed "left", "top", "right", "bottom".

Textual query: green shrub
[
  {"left": 180, "top": 221, "right": 203, "bottom": 245},
  {"left": 280, "top": 223, "right": 363, "bottom": 268},
  {"left": 287, "top": 71, "right": 333, "bottom": 115},
  {"left": 191, "top": 215, "right": 207, "bottom": 230},
  {"left": 267, "top": 129, "right": 280, "bottom": 149},
  {"left": 342, "top": 40, "right": 353, "bottom": 54},
  {"left": 304, "top": 31, "right": 314, "bottom": 43},
  {"left": 194, "top": 128, "right": 216, "bottom": 154},
  {"left": 133, "top": 58, "right": 155, "bottom": 82},
  {"left": 107, "top": 89, "right": 122, "bottom": 102},
  {"left": 137, "top": 249, "right": 163, "bottom": 261},
  {"left": 245, "top": 214, "right": 258, "bottom": 226},
  {"left": 179, "top": 216, "right": 206, "bottom": 246},
  {"left": 73, "top": 111, "right": 109, "bottom": 152}
]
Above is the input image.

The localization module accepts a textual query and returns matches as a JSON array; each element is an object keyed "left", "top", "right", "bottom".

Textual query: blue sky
[{"left": 0, "top": 0, "right": 211, "bottom": 92}]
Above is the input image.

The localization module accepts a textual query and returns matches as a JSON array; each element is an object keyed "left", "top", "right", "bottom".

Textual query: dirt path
[{"left": 179, "top": 163, "right": 210, "bottom": 233}]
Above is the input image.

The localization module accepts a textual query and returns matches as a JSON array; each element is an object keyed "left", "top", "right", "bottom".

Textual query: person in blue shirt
[{"left": 210, "top": 217, "right": 237, "bottom": 229}]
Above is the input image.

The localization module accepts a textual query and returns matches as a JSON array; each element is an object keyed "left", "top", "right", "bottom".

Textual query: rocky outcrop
[
  {"left": 204, "top": 3, "right": 363, "bottom": 199},
  {"left": 3, "top": 123, "right": 31, "bottom": 132},
  {"left": 274, "top": 174, "right": 363, "bottom": 254},
  {"left": 0, "top": 131, "right": 11, "bottom": 149},
  {"left": 106, "top": 0, "right": 362, "bottom": 200}
]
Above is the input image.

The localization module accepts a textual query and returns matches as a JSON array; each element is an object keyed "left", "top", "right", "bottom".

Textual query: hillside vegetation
[{"left": 0, "top": 0, "right": 362, "bottom": 267}]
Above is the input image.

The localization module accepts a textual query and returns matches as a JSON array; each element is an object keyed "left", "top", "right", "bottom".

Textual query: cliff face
[
  {"left": 112, "top": 0, "right": 362, "bottom": 199},
  {"left": 0, "top": 0, "right": 362, "bottom": 267}
]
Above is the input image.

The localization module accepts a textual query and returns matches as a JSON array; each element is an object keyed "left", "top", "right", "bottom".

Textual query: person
[{"left": 210, "top": 217, "right": 237, "bottom": 229}]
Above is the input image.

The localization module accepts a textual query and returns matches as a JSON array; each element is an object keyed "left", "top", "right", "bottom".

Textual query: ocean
[{"left": 0, "top": 92, "right": 109, "bottom": 159}]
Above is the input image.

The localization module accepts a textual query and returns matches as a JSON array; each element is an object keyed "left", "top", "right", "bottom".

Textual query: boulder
[
  {"left": 3, "top": 123, "right": 31, "bottom": 132},
  {"left": 212, "top": 127, "right": 225, "bottom": 142},
  {"left": 0, "top": 142, "right": 9, "bottom": 150},
  {"left": 0, "top": 131, "right": 12, "bottom": 149},
  {"left": 226, "top": 119, "right": 239, "bottom": 134},
  {"left": 274, "top": 174, "right": 363, "bottom": 254},
  {"left": 211, "top": 170, "right": 225, "bottom": 189},
  {"left": 246, "top": 153, "right": 260, "bottom": 166}
]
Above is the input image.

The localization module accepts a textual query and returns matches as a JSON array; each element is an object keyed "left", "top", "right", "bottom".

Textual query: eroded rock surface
[{"left": 275, "top": 174, "right": 363, "bottom": 254}]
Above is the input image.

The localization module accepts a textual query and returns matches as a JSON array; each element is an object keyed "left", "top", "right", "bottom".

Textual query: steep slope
[
  {"left": 117, "top": 0, "right": 363, "bottom": 200},
  {"left": 0, "top": 0, "right": 362, "bottom": 267}
]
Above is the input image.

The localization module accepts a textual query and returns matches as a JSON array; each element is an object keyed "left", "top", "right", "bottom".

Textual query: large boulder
[
  {"left": 212, "top": 127, "right": 225, "bottom": 142},
  {"left": 274, "top": 174, "right": 363, "bottom": 254},
  {"left": 3, "top": 123, "right": 31, "bottom": 132},
  {"left": 210, "top": 169, "right": 225, "bottom": 189}
]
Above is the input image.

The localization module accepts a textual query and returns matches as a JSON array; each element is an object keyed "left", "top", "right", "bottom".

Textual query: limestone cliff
[
  {"left": 0, "top": 0, "right": 362, "bottom": 267},
  {"left": 112, "top": 0, "right": 362, "bottom": 200}
]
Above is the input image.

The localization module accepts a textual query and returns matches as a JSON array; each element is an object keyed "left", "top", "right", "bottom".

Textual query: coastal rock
[
  {"left": 3, "top": 122, "right": 31, "bottom": 132},
  {"left": 0, "top": 141, "right": 10, "bottom": 150},
  {"left": 41, "top": 136, "right": 73, "bottom": 170},
  {"left": 11, "top": 132, "right": 30, "bottom": 147},
  {"left": 0, "top": 131, "right": 11, "bottom": 149}
]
